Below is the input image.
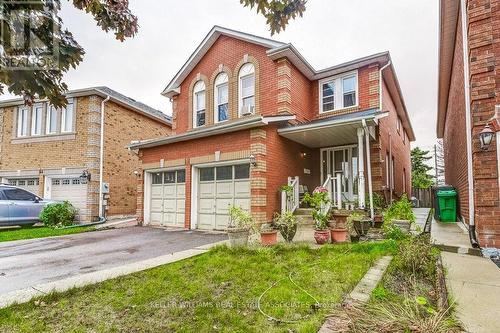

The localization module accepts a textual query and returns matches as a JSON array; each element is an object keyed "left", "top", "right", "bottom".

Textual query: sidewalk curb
[{"left": 0, "top": 239, "right": 229, "bottom": 309}]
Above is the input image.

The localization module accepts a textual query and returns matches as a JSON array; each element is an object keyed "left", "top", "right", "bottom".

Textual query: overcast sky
[{"left": 1, "top": 0, "right": 439, "bottom": 149}]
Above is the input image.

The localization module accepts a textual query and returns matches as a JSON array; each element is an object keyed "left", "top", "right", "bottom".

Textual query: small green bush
[
  {"left": 382, "top": 194, "right": 416, "bottom": 239},
  {"left": 39, "top": 201, "right": 77, "bottom": 228},
  {"left": 394, "top": 235, "right": 439, "bottom": 280}
]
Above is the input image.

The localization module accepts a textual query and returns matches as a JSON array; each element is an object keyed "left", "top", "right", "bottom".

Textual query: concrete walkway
[
  {"left": 413, "top": 207, "right": 430, "bottom": 232},
  {"left": 441, "top": 252, "right": 500, "bottom": 333},
  {"left": 431, "top": 217, "right": 481, "bottom": 256}
]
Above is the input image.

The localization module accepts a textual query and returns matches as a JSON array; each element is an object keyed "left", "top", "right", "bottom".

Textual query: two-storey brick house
[
  {"left": 130, "top": 26, "right": 414, "bottom": 230},
  {"left": 437, "top": 0, "right": 500, "bottom": 247},
  {"left": 0, "top": 87, "right": 171, "bottom": 222}
]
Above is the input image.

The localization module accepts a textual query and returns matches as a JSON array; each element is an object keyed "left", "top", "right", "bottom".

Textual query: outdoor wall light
[
  {"left": 479, "top": 123, "right": 495, "bottom": 151},
  {"left": 249, "top": 154, "right": 257, "bottom": 166},
  {"left": 79, "top": 170, "right": 91, "bottom": 182},
  {"left": 300, "top": 152, "right": 307, "bottom": 158}
]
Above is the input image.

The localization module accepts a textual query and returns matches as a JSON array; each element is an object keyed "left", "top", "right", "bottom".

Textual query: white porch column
[
  {"left": 365, "top": 129, "right": 374, "bottom": 219},
  {"left": 357, "top": 128, "right": 365, "bottom": 209}
]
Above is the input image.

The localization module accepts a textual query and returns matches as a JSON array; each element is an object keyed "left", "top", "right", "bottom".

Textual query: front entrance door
[{"left": 321, "top": 146, "right": 358, "bottom": 202}]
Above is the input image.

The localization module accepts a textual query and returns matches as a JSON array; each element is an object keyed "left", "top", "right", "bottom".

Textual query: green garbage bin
[{"left": 437, "top": 189, "right": 457, "bottom": 222}]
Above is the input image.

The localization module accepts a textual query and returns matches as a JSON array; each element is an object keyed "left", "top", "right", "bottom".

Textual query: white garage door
[
  {"left": 150, "top": 170, "right": 185, "bottom": 227},
  {"left": 8, "top": 178, "right": 40, "bottom": 195},
  {"left": 197, "top": 164, "right": 251, "bottom": 230},
  {"left": 50, "top": 178, "right": 88, "bottom": 219}
]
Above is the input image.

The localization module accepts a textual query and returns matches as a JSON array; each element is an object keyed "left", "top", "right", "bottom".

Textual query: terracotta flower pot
[
  {"left": 330, "top": 228, "right": 349, "bottom": 243},
  {"left": 331, "top": 212, "right": 349, "bottom": 228},
  {"left": 260, "top": 230, "right": 278, "bottom": 246},
  {"left": 314, "top": 230, "right": 330, "bottom": 244},
  {"left": 373, "top": 214, "right": 383, "bottom": 228}
]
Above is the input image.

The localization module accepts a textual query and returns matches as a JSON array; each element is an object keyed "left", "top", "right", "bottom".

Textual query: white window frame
[
  {"left": 17, "top": 107, "right": 29, "bottom": 137},
  {"left": 214, "top": 72, "right": 229, "bottom": 123},
  {"left": 31, "top": 104, "right": 43, "bottom": 136},
  {"left": 46, "top": 105, "right": 58, "bottom": 134},
  {"left": 238, "top": 63, "right": 255, "bottom": 117},
  {"left": 319, "top": 70, "right": 358, "bottom": 113},
  {"left": 193, "top": 81, "right": 206, "bottom": 128},
  {"left": 60, "top": 98, "right": 74, "bottom": 133}
]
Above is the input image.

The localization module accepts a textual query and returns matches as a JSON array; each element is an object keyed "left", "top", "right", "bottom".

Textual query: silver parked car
[{"left": 0, "top": 184, "right": 58, "bottom": 226}]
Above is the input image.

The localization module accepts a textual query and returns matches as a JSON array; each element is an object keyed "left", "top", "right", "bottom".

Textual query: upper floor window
[
  {"left": 17, "top": 107, "right": 29, "bottom": 137},
  {"left": 46, "top": 105, "right": 57, "bottom": 134},
  {"left": 319, "top": 71, "right": 358, "bottom": 113},
  {"left": 61, "top": 99, "right": 74, "bottom": 133},
  {"left": 214, "top": 73, "right": 229, "bottom": 123},
  {"left": 238, "top": 63, "right": 255, "bottom": 116},
  {"left": 193, "top": 80, "right": 206, "bottom": 128},
  {"left": 31, "top": 104, "right": 43, "bottom": 136}
]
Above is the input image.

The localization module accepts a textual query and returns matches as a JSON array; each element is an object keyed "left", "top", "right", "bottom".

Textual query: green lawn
[
  {"left": 0, "top": 241, "right": 395, "bottom": 333},
  {"left": 0, "top": 225, "right": 95, "bottom": 243}
]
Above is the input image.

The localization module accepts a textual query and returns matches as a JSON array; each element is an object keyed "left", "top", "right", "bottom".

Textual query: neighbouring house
[
  {"left": 437, "top": 0, "right": 500, "bottom": 247},
  {"left": 0, "top": 87, "right": 171, "bottom": 222},
  {"left": 129, "top": 26, "right": 414, "bottom": 230}
]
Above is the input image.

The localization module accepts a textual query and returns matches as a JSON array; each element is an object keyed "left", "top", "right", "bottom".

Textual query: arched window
[
  {"left": 193, "top": 80, "right": 206, "bottom": 127},
  {"left": 214, "top": 72, "right": 229, "bottom": 123},
  {"left": 238, "top": 63, "right": 255, "bottom": 116}
]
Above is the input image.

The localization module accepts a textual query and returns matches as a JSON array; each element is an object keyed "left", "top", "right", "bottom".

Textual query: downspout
[
  {"left": 379, "top": 61, "right": 392, "bottom": 203},
  {"left": 460, "top": 0, "right": 479, "bottom": 248},
  {"left": 362, "top": 119, "right": 374, "bottom": 220},
  {"left": 99, "top": 95, "right": 111, "bottom": 219}
]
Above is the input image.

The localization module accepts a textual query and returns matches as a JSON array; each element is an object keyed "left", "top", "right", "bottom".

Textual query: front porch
[{"left": 278, "top": 109, "right": 387, "bottom": 217}]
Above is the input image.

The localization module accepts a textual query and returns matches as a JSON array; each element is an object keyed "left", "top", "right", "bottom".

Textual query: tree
[
  {"left": 411, "top": 147, "right": 434, "bottom": 189},
  {"left": 240, "top": 0, "right": 307, "bottom": 35},
  {"left": 435, "top": 139, "right": 446, "bottom": 186},
  {"left": 0, "top": 0, "right": 138, "bottom": 107}
]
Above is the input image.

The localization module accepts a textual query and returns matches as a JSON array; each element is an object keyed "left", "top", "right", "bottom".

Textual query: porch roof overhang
[
  {"left": 128, "top": 114, "right": 295, "bottom": 149},
  {"left": 277, "top": 109, "right": 386, "bottom": 148}
]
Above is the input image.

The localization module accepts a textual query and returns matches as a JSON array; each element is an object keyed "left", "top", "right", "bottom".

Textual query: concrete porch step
[{"left": 295, "top": 208, "right": 314, "bottom": 215}]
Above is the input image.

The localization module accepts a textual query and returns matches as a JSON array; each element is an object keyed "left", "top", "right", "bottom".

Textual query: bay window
[
  {"left": 31, "top": 104, "right": 43, "bottom": 136},
  {"left": 193, "top": 81, "right": 206, "bottom": 128},
  {"left": 214, "top": 73, "right": 229, "bottom": 123},
  {"left": 320, "top": 71, "right": 358, "bottom": 113},
  {"left": 17, "top": 107, "right": 29, "bottom": 137}
]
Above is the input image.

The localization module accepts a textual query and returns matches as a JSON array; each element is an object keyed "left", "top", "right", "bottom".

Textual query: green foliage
[
  {"left": 367, "top": 192, "right": 386, "bottom": 211},
  {"left": 372, "top": 286, "right": 389, "bottom": 301},
  {"left": 0, "top": 226, "right": 93, "bottom": 243},
  {"left": 0, "top": 0, "right": 138, "bottom": 107},
  {"left": 411, "top": 147, "right": 434, "bottom": 189},
  {"left": 273, "top": 211, "right": 297, "bottom": 242},
  {"left": 394, "top": 235, "right": 439, "bottom": 280},
  {"left": 382, "top": 194, "right": 416, "bottom": 240},
  {"left": 240, "top": 0, "right": 307, "bottom": 35},
  {"left": 39, "top": 201, "right": 77, "bottom": 228},
  {"left": 346, "top": 212, "right": 366, "bottom": 233},
  {"left": 302, "top": 190, "right": 330, "bottom": 230},
  {"left": 228, "top": 205, "right": 256, "bottom": 232}
]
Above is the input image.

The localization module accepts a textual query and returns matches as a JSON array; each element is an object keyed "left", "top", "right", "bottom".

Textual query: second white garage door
[
  {"left": 7, "top": 178, "right": 40, "bottom": 195},
  {"left": 197, "top": 164, "right": 251, "bottom": 230},
  {"left": 50, "top": 178, "right": 88, "bottom": 220}
]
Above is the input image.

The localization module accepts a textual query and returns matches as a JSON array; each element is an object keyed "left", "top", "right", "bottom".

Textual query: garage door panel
[
  {"left": 151, "top": 199, "right": 163, "bottom": 211},
  {"left": 162, "top": 199, "right": 176, "bottom": 213},
  {"left": 198, "top": 214, "right": 215, "bottom": 230},
  {"left": 234, "top": 198, "right": 250, "bottom": 211},
  {"left": 199, "top": 183, "right": 214, "bottom": 197},
  {"left": 234, "top": 181, "right": 250, "bottom": 197},
  {"left": 177, "top": 199, "right": 185, "bottom": 213},
  {"left": 176, "top": 213, "right": 185, "bottom": 225},
  {"left": 177, "top": 185, "right": 185, "bottom": 196},
  {"left": 151, "top": 186, "right": 163, "bottom": 198},
  {"left": 216, "top": 182, "right": 233, "bottom": 197},
  {"left": 215, "top": 198, "right": 232, "bottom": 214},
  {"left": 50, "top": 178, "right": 88, "bottom": 221},
  {"left": 215, "top": 215, "right": 229, "bottom": 230},
  {"left": 163, "top": 185, "right": 176, "bottom": 197},
  {"left": 150, "top": 212, "right": 162, "bottom": 224},
  {"left": 198, "top": 198, "right": 214, "bottom": 214},
  {"left": 162, "top": 212, "right": 176, "bottom": 225}
]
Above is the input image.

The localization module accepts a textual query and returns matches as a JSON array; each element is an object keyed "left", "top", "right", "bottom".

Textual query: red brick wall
[
  {"left": 443, "top": 10, "right": 470, "bottom": 223},
  {"left": 377, "top": 80, "right": 412, "bottom": 201}
]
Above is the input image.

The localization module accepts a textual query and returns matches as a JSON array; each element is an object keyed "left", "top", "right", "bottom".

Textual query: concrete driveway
[{"left": 0, "top": 226, "right": 226, "bottom": 295}]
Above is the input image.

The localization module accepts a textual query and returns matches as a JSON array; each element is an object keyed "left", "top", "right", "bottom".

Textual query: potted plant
[
  {"left": 259, "top": 223, "right": 278, "bottom": 246},
  {"left": 329, "top": 218, "right": 349, "bottom": 243},
  {"left": 302, "top": 186, "right": 331, "bottom": 245},
  {"left": 274, "top": 211, "right": 298, "bottom": 243},
  {"left": 368, "top": 192, "right": 385, "bottom": 228},
  {"left": 331, "top": 209, "right": 350, "bottom": 229},
  {"left": 227, "top": 205, "right": 256, "bottom": 247},
  {"left": 347, "top": 211, "right": 371, "bottom": 239},
  {"left": 382, "top": 194, "right": 416, "bottom": 234}
]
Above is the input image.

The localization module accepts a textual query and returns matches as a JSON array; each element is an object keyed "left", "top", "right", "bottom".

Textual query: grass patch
[
  {"left": 0, "top": 241, "right": 395, "bottom": 333},
  {"left": 0, "top": 225, "right": 95, "bottom": 243}
]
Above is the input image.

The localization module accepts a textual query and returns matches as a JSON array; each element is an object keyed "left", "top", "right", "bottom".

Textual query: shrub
[
  {"left": 228, "top": 205, "right": 255, "bottom": 232},
  {"left": 395, "top": 235, "right": 439, "bottom": 280},
  {"left": 302, "top": 186, "right": 330, "bottom": 230},
  {"left": 273, "top": 211, "right": 298, "bottom": 242},
  {"left": 382, "top": 194, "right": 416, "bottom": 239},
  {"left": 39, "top": 201, "right": 77, "bottom": 228}
]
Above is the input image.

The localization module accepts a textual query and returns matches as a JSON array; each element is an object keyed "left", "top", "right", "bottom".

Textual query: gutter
[
  {"left": 460, "top": 0, "right": 479, "bottom": 248},
  {"left": 379, "top": 61, "right": 392, "bottom": 109},
  {"left": 99, "top": 95, "right": 111, "bottom": 219}
]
